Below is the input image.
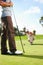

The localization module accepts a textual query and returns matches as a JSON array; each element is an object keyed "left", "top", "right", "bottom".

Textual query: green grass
[{"left": 0, "top": 35, "right": 43, "bottom": 65}]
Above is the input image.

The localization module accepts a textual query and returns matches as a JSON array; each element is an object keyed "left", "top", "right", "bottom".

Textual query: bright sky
[{"left": 0, "top": 0, "right": 43, "bottom": 34}]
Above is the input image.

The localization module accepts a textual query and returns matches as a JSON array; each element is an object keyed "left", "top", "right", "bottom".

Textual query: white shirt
[{"left": 2, "top": 0, "right": 12, "bottom": 17}]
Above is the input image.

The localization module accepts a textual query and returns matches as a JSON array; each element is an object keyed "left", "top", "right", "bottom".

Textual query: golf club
[{"left": 12, "top": 6, "right": 25, "bottom": 53}]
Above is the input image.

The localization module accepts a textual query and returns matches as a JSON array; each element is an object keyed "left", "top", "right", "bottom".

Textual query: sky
[{"left": 0, "top": 0, "right": 43, "bottom": 34}]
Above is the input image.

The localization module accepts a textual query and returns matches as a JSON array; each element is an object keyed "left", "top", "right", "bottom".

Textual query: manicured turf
[{"left": 0, "top": 35, "right": 43, "bottom": 65}]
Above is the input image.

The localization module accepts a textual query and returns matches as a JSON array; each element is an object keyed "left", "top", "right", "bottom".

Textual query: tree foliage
[{"left": 39, "top": 16, "right": 43, "bottom": 26}]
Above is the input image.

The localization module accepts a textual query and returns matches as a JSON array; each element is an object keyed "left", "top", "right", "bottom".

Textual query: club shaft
[{"left": 12, "top": 8, "right": 25, "bottom": 53}]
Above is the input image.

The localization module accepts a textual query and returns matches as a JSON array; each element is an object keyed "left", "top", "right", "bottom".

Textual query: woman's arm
[{"left": 0, "top": 1, "right": 13, "bottom": 7}]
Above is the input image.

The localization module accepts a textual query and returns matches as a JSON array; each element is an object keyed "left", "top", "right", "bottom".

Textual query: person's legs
[
  {"left": 6, "top": 16, "right": 17, "bottom": 53},
  {"left": 1, "top": 16, "right": 23, "bottom": 55},
  {"left": 1, "top": 17, "right": 8, "bottom": 54}
]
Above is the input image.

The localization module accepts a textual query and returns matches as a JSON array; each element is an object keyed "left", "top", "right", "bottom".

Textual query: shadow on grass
[
  {"left": 19, "top": 54, "right": 43, "bottom": 59},
  {"left": 32, "top": 44, "right": 43, "bottom": 45},
  {"left": 2, "top": 54, "right": 43, "bottom": 59}
]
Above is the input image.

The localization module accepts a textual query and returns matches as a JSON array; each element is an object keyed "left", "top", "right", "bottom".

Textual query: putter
[{"left": 12, "top": 7, "right": 25, "bottom": 53}]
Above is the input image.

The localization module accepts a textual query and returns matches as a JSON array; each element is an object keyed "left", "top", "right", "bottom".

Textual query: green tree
[
  {"left": 23, "top": 27, "right": 26, "bottom": 32},
  {"left": 39, "top": 16, "right": 43, "bottom": 26}
]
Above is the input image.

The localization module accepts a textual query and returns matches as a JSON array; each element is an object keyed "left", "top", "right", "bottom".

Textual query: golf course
[{"left": 0, "top": 35, "right": 43, "bottom": 65}]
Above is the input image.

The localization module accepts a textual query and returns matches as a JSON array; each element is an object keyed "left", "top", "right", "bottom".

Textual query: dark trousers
[{"left": 1, "top": 16, "right": 16, "bottom": 53}]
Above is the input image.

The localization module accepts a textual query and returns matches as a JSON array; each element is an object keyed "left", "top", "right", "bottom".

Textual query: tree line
[
  {"left": 0, "top": 24, "right": 25, "bottom": 36},
  {"left": 0, "top": 16, "right": 43, "bottom": 36}
]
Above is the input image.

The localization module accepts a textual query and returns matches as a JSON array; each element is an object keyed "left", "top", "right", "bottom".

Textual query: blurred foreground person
[{"left": 0, "top": 0, "right": 22, "bottom": 55}]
